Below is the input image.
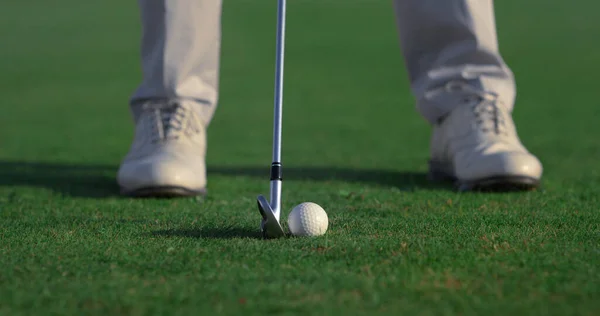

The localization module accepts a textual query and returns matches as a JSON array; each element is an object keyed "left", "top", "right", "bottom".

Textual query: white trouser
[{"left": 131, "top": 0, "right": 515, "bottom": 124}]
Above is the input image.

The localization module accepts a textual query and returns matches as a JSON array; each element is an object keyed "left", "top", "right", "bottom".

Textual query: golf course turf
[{"left": 1, "top": 0, "right": 599, "bottom": 315}]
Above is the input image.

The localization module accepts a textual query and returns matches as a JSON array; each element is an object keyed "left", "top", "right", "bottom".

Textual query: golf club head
[{"left": 257, "top": 195, "right": 285, "bottom": 239}]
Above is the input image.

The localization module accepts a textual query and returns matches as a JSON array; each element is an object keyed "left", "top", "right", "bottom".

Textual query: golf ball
[{"left": 287, "top": 202, "right": 328, "bottom": 237}]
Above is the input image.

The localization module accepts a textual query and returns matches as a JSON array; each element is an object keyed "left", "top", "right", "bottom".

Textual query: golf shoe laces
[
  {"left": 142, "top": 101, "right": 201, "bottom": 143},
  {"left": 470, "top": 93, "right": 507, "bottom": 135},
  {"left": 428, "top": 81, "right": 508, "bottom": 135}
]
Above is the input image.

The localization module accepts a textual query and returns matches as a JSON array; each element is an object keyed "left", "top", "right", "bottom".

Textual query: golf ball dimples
[{"left": 288, "top": 202, "right": 328, "bottom": 236}]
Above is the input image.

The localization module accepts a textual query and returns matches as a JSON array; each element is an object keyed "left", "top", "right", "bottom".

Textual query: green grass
[{"left": 1, "top": 0, "right": 599, "bottom": 315}]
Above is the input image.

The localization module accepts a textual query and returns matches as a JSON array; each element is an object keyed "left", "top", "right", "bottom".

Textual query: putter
[{"left": 257, "top": 0, "right": 287, "bottom": 239}]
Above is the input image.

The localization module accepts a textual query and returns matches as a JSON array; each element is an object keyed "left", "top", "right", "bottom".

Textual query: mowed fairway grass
[{"left": 1, "top": 0, "right": 599, "bottom": 315}]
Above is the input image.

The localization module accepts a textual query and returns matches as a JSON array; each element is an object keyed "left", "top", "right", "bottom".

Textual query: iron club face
[{"left": 257, "top": 195, "right": 285, "bottom": 239}]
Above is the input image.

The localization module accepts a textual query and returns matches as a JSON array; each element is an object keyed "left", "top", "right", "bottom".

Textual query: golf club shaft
[{"left": 269, "top": 0, "right": 286, "bottom": 218}]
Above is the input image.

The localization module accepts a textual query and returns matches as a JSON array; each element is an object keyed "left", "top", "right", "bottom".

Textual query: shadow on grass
[
  {"left": 207, "top": 165, "right": 448, "bottom": 191},
  {"left": 0, "top": 161, "right": 119, "bottom": 198},
  {"left": 151, "top": 227, "right": 262, "bottom": 239},
  {"left": 0, "top": 161, "right": 449, "bottom": 198}
]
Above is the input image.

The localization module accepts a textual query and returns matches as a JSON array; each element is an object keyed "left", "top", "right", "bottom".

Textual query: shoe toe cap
[
  {"left": 457, "top": 151, "right": 543, "bottom": 181},
  {"left": 117, "top": 156, "right": 206, "bottom": 193}
]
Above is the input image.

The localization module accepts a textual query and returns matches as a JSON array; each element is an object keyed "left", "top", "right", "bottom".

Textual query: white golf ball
[{"left": 287, "top": 202, "right": 328, "bottom": 237}]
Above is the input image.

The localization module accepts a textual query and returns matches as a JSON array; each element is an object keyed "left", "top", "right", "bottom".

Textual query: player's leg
[
  {"left": 117, "top": 0, "right": 223, "bottom": 197},
  {"left": 393, "top": 0, "right": 542, "bottom": 191}
]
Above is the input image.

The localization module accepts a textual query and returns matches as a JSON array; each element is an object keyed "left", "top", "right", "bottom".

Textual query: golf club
[{"left": 257, "top": 0, "right": 287, "bottom": 239}]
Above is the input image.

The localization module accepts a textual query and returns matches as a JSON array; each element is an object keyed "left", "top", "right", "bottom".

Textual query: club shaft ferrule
[{"left": 270, "top": 163, "right": 282, "bottom": 181}]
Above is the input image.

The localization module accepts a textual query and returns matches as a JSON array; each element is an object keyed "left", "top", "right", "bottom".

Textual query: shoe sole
[
  {"left": 429, "top": 162, "right": 540, "bottom": 192},
  {"left": 455, "top": 176, "right": 540, "bottom": 192},
  {"left": 120, "top": 186, "right": 207, "bottom": 198}
]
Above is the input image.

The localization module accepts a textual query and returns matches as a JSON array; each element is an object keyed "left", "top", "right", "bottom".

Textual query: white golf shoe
[
  {"left": 117, "top": 100, "right": 207, "bottom": 197},
  {"left": 427, "top": 81, "right": 543, "bottom": 191}
]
